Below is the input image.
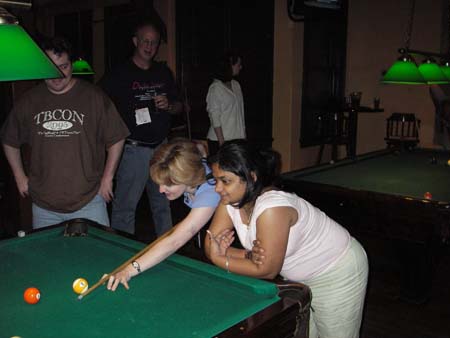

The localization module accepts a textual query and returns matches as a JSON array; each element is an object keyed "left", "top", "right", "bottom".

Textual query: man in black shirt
[{"left": 100, "top": 18, "right": 182, "bottom": 236}]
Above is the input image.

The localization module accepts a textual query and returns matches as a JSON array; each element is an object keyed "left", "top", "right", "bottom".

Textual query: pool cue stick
[{"left": 78, "top": 227, "right": 175, "bottom": 300}]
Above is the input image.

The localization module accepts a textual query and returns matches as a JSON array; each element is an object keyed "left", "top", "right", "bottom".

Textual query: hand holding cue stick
[{"left": 78, "top": 227, "right": 175, "bottom": 300}]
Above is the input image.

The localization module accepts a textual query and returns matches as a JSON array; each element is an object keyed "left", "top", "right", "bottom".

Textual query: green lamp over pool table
[
  {"left": 72, "top": 58, "right": 94, "bottom": 75},
  {"left": 0, "top": 7, "right": 63, "bottom": 81},
  {"left": 440, "top": 60, "right": 450, "bottom": 82},
  {"left": 417, "top": 58, "right": 449, "bottom": 84},
  {"left": 381, "top": 0, "right": 450, "bottom": 85},
  {"left": 382, "top": 53, "right": 426, "bottom": 85}
]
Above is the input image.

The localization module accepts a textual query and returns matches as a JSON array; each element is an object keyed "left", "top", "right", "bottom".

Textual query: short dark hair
[
  {"left": 214, "top": 49, "right": 242, "bottom": 82},
  {"left": 208, "top": 140, "right": 281, "bottom": 208},
  {"left": 38, "top": 36, "right": 74, "bottom": 62},
  {"left": 133, "top": 15, "right": 167, "bottom": 42}
]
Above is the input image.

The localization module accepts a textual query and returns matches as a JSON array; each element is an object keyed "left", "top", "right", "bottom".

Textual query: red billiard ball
[
  {"left": 24, "top": 287, "right": 41, "bottom": 304},
  {"left": 423, "top": 192, "right": 432, "bottom": 200}
]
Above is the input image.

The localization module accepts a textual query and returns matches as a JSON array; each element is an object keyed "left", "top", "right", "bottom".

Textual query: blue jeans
[
  {"left": 111, "top": 143, "right": 172, "bottom": 236},
  {"left": 32, "top": 194, "right": 109, "bottom": 229}
]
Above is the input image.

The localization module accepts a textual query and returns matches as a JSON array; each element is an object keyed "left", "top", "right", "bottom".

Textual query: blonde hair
[{"left": 150, "top": 139, "right": 206, "bottom": 187}]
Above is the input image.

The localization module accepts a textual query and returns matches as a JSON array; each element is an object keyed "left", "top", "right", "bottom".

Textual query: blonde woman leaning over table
[
  {"left": 205, "top": 140, "right": 369, "bottom": 338},
  {"left": 105, "top": 139, "right": 220, "bottom": 291}
]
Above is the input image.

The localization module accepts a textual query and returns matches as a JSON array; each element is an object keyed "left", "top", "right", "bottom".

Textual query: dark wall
[{"left": 176, "top": 0, "right": 274, "bottom": 147}]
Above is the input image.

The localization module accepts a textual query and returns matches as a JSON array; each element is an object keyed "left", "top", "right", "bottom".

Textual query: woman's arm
[
  {"left": 206, "top": 84, "right": 225, "bottom": 143},
  {"left": 213, "top": 126, "right": 225, "bottom": 145},
  {"left": 208, "top": 206, "right": 296, "bottom": 279},
  {"left": 204, "top": 203, "right": 235, "bottom": 259},
  {"left": 106, "top": 206, "right": 216, "bottom": 291}
]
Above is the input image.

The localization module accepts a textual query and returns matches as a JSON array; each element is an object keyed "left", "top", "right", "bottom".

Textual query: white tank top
[{"left": 226, "top": 190, "right": 350, "bottom": 281}]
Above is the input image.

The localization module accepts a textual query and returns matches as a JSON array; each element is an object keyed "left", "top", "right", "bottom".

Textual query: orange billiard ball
[
  {"left": 24, "top": 287, "right": 41, "bottom": 304},
  {"left": 423, "top": 192, "right": 432, "bottom": 200}
]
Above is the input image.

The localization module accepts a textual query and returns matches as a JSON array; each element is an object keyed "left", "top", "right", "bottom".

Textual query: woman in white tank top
[{"left": 205, "top": 140, "right": 369, "bottom": 338}]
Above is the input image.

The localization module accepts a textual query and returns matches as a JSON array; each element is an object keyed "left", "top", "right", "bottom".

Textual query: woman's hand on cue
[{"left": 104, "top": 267, "right": 133, "bottom": 291}]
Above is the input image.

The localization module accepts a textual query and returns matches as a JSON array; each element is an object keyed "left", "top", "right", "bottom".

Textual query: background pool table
[
  {"left": 281, "top": 148, "right": 450, "bottom": 304},
  {"left": 0, "top": 225, "right": 311, "bottom": 338}
]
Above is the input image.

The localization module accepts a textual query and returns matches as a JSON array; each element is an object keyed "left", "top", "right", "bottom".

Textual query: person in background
[
  {"left": 429, "top": 84, "right": 450, "bottom": 149},
  {"left": 206, "top": 50, "right": 245, "bottom": 155},
  {"left": 205, "top": 140, "right": 369, "bottom": 338},
  {"left": 100, "top": 17, "right": 183, "bottom": 237},
  {"left": 105, "top": 139, "right": 220, "bottom": 291},
  {"left": 1, "top": 36, "right": 129, "bottom": 229}
]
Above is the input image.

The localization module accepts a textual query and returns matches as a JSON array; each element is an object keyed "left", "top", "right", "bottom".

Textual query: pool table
[
  {"left": 281, "top": 148, "right": 450, "bottom": 304},
  {"left": 0, "top": 225, "right": 311, "bottom": 338}
]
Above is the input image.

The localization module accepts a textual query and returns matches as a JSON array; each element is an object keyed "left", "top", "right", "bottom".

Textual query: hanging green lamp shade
[
  {"left": 0, "top": 9, "right": 63, "bottom": 81},
  {"left": 440, "top": 60, "right": 450, "bottom": 82},
  {"left": 418, "top": 58, "right": 449, "bottom": 84},
  {"left": 72, "top": 58, "right": 94, "bottom": 75},
  {"left": 381, "top": 54, "right": 426, "bottom": 85}
]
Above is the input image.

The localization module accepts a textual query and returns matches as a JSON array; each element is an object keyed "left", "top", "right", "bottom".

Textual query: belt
[{"left": 125, "top": 139, "right": 162, "bottom": 148}]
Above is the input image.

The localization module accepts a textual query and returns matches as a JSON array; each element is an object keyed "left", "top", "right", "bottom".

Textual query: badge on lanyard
[{"left": 135, "top": 107, "right": 151, "bottom": 125}]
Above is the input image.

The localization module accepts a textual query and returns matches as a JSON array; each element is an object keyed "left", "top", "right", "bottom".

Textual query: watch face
[{"left": 132, "top": 261, "right": 141, "bottom": 272}]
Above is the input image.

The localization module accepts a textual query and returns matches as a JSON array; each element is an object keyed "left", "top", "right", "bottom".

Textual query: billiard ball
[
  {"left": 72, "top": 278, "right": 89, "bottom": 295},
  {"left": 24, "top": 287, "right": 41, "bottom": 304},
  {"left": 447, "top": 159, "right": 450, "bottom": 166},
  {"left": 423, "top": 192, "right": 432, "bottom": 200}
]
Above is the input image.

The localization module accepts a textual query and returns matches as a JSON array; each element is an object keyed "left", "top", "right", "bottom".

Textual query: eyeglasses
[{"left": 138, "top": 38, "right": 159, "bottom": 47}]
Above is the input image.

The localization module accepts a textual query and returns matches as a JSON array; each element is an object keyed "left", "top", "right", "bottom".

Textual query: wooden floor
[
  {"left": 136, "top": 196, "right": 450, "bottom": 338},
  {"left": 361, "top": 251, "right": 450, "bottom": 338}
]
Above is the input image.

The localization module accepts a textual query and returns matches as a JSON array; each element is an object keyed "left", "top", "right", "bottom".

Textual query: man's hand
[
  {"left": 154, "top": 94, "right": 169, "bottom": 110},
  {"left": 15, "top": 174, "right": 29, "bottom": 197},
  {"left": 3, "top": 144, "right": 29, "bottom": 197},
  {"left": 98, "top": 177, "right": 114, "bottom": 202}
]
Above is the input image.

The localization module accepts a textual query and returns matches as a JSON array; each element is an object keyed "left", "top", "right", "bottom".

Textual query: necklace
[{"left": 243, "top": 204, "right": 255, "bottom": 225}]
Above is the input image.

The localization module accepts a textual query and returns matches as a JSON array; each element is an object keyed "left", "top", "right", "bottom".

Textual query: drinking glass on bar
[
  {"left": 373, "top": 97, "right": 380, "bottom": 110},
  {"left": 350, "top": 91, "right": 362, "bottom": 109}
]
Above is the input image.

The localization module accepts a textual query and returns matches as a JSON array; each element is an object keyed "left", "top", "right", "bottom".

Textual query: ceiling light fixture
[
  {"left": 381, "top": 0, "right": 448, "bottom": 85},
  {"left": 71, "top": 11, "right": 94, "bottom": 76},
  {"left": 0, "top": 7, "right": 63, "bottom": 81}
]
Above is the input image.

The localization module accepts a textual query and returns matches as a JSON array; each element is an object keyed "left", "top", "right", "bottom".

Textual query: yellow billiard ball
[{"left": 72, "top": 278, "right": 89, "bottom": 294}]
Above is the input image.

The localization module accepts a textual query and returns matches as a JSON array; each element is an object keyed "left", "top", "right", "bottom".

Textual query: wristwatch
[{"left": 131, "top": 260, "right": 141, "bottom": 273}]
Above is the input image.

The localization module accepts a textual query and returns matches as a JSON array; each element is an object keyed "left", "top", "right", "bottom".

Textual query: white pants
[{"left": 305, "top": 238, "right": 369, "bottom": 338}]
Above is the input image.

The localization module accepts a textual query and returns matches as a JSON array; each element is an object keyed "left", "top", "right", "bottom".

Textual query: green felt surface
[
  {"left": 0, "top": 227, "right": 279, "bottom": 338},
  {"left": 286, "top": 149, "right": 450, "bottom": 202}
]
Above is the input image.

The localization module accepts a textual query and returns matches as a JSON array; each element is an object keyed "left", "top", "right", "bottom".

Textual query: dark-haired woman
[
  {"left": 206, "top": 50, "right": 246, "bottom": 155},
  {"left": 205, "top": 140, "right": 368, "bottom": 338},
  {"left": 106, "top": 139, "right": 220, "bottom": 291}
]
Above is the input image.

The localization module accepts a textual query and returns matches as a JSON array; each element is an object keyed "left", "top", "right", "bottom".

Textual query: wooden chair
[
  {"left": 385, "top": 113, "right": 421, "bottom": 150},
  {"left": 317, "top": 111, "right": 350, "bottom": 164}
]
